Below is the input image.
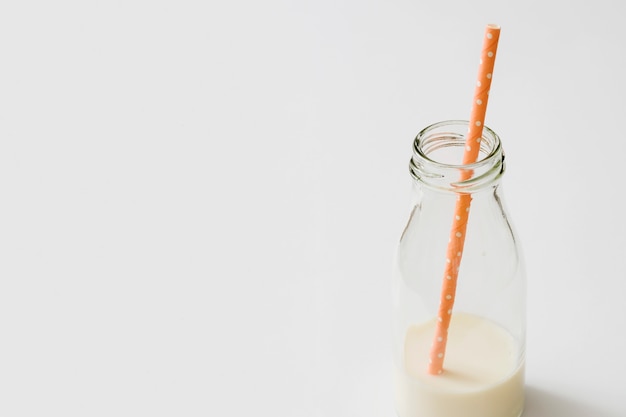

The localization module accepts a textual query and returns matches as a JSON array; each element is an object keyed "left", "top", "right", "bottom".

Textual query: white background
[{"left": 0, "top": 0, "right": 624, "bottom": 416}]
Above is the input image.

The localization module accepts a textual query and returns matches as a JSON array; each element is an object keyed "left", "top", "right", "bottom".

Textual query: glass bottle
[{"left": 392, "top": 120, "right": 526, "bottom": 417}]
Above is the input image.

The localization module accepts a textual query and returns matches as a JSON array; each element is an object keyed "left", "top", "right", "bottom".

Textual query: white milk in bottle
[{"left": 394, "top": 313, "right": 524, "bottom": 417}]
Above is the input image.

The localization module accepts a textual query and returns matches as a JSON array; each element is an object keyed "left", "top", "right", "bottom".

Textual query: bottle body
[{"left": 393, "top": 121, "right": 526, "bottom": 417}]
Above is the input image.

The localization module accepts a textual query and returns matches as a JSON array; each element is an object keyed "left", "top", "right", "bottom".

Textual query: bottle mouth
[{"left": 409, "top": 120, "right": 505, "bottom": 192}]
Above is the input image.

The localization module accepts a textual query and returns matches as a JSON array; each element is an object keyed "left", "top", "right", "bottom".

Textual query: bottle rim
[{"left": 409, "top": 120, "right": 505, "bottom": 192}]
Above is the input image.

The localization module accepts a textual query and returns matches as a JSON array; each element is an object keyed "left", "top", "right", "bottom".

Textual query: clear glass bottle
[{"left": 392, "top": 120, "right": 526, "bottom": 417}]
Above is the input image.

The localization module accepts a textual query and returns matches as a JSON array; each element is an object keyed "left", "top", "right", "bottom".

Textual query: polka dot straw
[{"left": 427, "top": 24, "right": 501, "bottom": 375}]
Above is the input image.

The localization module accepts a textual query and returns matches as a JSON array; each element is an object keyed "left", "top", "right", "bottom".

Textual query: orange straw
[{"left": 427, "top": 24, "right": 501, "bottom": 375}]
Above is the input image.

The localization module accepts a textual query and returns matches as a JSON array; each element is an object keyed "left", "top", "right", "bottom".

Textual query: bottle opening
[{"left": 409, "top": 120, "right": 504, "bottom": 192}]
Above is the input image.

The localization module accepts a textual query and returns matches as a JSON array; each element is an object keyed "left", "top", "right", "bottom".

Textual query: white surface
[{"left": 0, "top": 1, "right": 624, "bottom": 416}]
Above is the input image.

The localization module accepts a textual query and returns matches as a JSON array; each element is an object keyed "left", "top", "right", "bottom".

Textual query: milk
[{"left": 394, "top": 313, "right": 524, "bottom": 417}]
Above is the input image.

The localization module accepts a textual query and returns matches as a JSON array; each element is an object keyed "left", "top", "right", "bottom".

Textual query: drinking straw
[{"left": 427, "top": 24, "right": 501, "bottom": 375}]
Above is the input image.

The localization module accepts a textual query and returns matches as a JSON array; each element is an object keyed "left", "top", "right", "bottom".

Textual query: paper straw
[{"left": 427, "top": 24, "right": 501, "bottom": 375}]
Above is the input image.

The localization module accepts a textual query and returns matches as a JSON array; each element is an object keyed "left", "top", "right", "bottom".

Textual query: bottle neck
[{"left": 409, "top": 120, "right": 505, "bottom": 193}]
